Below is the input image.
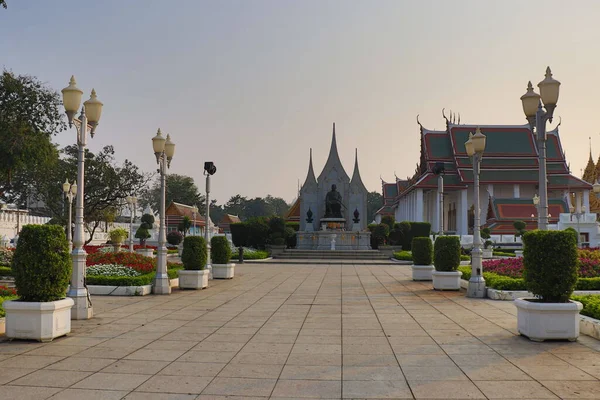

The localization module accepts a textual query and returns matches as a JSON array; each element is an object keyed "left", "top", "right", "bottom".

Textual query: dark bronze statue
[{"left": 324, "top": 184, "right": 344, "bottom": 218}]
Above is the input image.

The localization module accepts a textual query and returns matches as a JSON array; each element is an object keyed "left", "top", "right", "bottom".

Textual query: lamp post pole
[
  {"left": 62, "top": 179, "right": 76, "bottom": 252},
  {"left": 127, "top": 196, "right": 137, "bottom": 253},
  {"left": 152, "top": 129, "right": 175, "bottom": 294},
  {"left": 192, "top": 206, "right": 198, "bottom": 236},
  {"left": 61, "top": 76, "right": 103, "bottom": 320},
  {"left": 204, "top": 173, "right": 212, "bottom": 278},
  {"left": 466, "top": 128, "right": 487, "bottom": 298},
  {"left": 521, "top": 68, "right": 561, "bottom": 231}
]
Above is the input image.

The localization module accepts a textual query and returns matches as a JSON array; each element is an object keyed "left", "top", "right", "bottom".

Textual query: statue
[
  {"left": 324, "top": 184, "right": 344, "bottom": 218},
  {"left": 353, "top": 208, "right": 360, "bottom": 224}
]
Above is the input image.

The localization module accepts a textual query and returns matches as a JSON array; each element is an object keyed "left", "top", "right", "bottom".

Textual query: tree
[
  {"left": 0, "top": 1, "right": 6, "bottom": 9},
  {"left": 135, "top": 214, "right": 155, "bottom": 247},
  {"left": 223, "top": 194, "right": 247, "bottom": 219},
  {"left": 139, "top": 174, "right": 203, "bottom": 213},
  {"left": 367, "top": 191, "right": 383, "bottom": 223},
  {"left": 381, "top": 215, "right": 395, "bottom": 231},
  {"left": 265, "top": 195, "right": 289, "bottom": 216},
  {"left": 178, "top": 216, "right": 192, "bottom": 237},
  {"left": 513, "top": 220, "right": 526, "bottom": 242},
  {"left": 30, "top": 145, "right": 150, "bottom": 244},
  {"left": 209, "top": 199, "right": 225, "bottom": 226},
  {"left": 0, "top": 70, "right": 65, "bottom": 201}
]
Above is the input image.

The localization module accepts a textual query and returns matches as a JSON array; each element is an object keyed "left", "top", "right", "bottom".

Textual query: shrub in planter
[
  {"left": 181, "top": 236, "right": 207, "bottom": 270},
  {"left": 480, "top": 227, "right": 492, "bottom": 249},
  {"left": 513, "top": 220, "right": 526, "bottom": 242},
  {"left": 410, "top": 222, "right": 431, "bottom": 239},
  {"left": 372, "top": 223, "right": 390, "bottom": 249},
  {"left": 211, "top": 236, "right": 232, "bottom": 264},
  {"left": 12, "top": 225, "right": 71, "bottom": 302},
  {"left": 109, "top": 228, "right": 129, "bottom": 245},
  {"left": 523, "top": 230, "right": 578, "bottom": 303},
  {"left": 433, "top": 236, "right": 461, "bottom": 272},
  {"left": 167, "top": 231, "right": 183, "bottom": 246},
  {"left": 412, "top": 237, "right": 433, "bottom": 265}
]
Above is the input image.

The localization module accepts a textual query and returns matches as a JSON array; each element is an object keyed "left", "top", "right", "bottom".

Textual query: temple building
[{"left": 377, "top": 116, "right": 592, "bottom": 235}]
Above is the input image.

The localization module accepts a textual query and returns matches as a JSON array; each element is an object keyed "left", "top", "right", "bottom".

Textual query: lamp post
[
  {"left": 126, "top": 195, "right": 137, "bottom": 252},
  {"left": 204, "top": 162, "right": 217, "bottom": 277},
  {"left": 152, "top": 129, "right": 176, "bottom": 294},
  {"left": 192, "top": 205, "right": 198, "bottom": 236},
  {"left": 465, "top": 127, "right": 487, "bottom": 298},
  {"left": 520, "top": 67, "right": 561, "bottom": 231},
  {"left": 62, "top": 179, "right": 77, "bottom": 251},
  {"left": 532, "top": 194, "right": 540, "bottom": 227},
  {"left": 61, "top": 76, "right": 103, "bottom": 320}
]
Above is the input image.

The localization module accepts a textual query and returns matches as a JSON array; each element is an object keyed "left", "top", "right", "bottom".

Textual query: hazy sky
[{"left": 1, "top": 0, "right": 599, "bottom": 204}]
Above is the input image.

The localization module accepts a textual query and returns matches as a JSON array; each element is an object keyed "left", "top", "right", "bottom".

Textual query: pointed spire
[
  {"left": 301, "top": 148, "right": 317, "bottom": 189},
  {"left": 590, "top": 136, "right": 593, "bottom": 161},
  {"left": 317, "top": 122, "right": 350, "bottom": 182},
  {"left": 350, "top": 148, "right": 367, "bottom": 192}
]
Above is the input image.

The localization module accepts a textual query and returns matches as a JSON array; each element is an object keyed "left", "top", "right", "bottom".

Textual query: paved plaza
[{"left": 2, "top": 263, "right": 600, "bottom": 399}]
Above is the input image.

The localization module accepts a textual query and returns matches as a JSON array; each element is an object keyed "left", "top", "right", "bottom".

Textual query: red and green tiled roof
[{"left": 484, "top": 198, "right": 567, "bottom": 234}]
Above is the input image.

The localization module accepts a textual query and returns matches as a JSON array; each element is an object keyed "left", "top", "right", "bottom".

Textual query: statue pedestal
[
  {"left": 320, "top": 218, "right": 346, "bottom": 231},
  {"left": 297, "top": 230, "right": 371, "bottom": 250}
]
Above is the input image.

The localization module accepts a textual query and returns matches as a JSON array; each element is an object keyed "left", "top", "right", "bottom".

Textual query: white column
[
  {"left": 584, "top": 190, "right": 590, "bottom": 213},
  {"left": 459, "top": 189, "right": 468, "bottom": 235},
  {"left": 513, "top": 184, "right": 520, "bottom": 198},
  {"left": 576, "top": 191, "right": 582, "bottom": 213},
  {"left": 416, "top": 189, "right": 424, "bottom": 222}
]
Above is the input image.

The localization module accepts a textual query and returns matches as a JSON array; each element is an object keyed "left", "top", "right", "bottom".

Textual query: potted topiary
[
  {"left": 513, "top": 220, "right": 526, "bottom": 258},
  {"left": 167, "top": 231, "right": 184, "bottom": 256},
  {"left": 411, "top": 237, "right": 433, "bottom": 281},
  {"left": 3, "top": 225, "right": 73, "bottom": 341},
  {"left": 431, "top": 236, "right": 462, "bottom": 290},
  {"left": 480, "top": 227, "right": 493, "bottom": 258},
  {"left": 211, "top": 236, "right": 235, "bottom": 279},
  {"left": 135, "top": 214, "right": 154, "bottom": 257},
  {"left": 109, "top": 228, "right": 129, "bottom": 252},
  {"left": 515, "top": 230, "right": 582, "bottom": 341},
  {"left": 178, "top": 236, "right": 208, "bottom": 289}
]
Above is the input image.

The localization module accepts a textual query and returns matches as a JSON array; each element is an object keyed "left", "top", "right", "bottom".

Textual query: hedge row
[
  {"left": 86, "top": 266, "right": 183, "bottom": 287},
  {"left": 572, "top": 295, "right": 600, "bottom": 320},
  {"left": 0, "top": 266, "right": 12, "bottom": 276}
]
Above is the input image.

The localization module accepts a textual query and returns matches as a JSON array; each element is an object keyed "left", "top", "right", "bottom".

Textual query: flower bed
[
  {"left": 394, "top": 250, "right": 469, "bottom": 262},
  {"left": 87, "top": 252, "right": 155, "bottom": 273},
  {"left": 242, "top": 248, "right": 269, "bottom": 260},
  {"left": 87, "top": 264, "right": 141, "bottom": 277}
]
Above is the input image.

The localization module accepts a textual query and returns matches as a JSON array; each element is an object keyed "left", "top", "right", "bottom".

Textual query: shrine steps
[{"left": 274, "top": 249, "right": 389, "bottom": 260}]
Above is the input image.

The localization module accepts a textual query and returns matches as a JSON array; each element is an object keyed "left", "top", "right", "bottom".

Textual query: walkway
[{"left": 1, "top": 263, "right": 600, "bottom": 399}]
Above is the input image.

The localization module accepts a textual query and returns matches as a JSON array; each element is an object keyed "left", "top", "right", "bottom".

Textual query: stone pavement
[{"left": 1, "top": 263, "right": 600, "bottom": 399}]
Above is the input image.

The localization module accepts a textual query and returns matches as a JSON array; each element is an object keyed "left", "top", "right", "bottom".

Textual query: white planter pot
[
  {"left": 432, "top": 270, "right": 463, "bottom": 290},
  {"left": 482, "top": 249, "right": 493, "bottom": 258},
  {"left": 212, "top": 263, "right": 235, "bottom": 279},
  {"left": 412, "top": 265, "right": 434, "bottom": 281},
  {"left": 136, "top": 248, "right": 155, "bottom": 258},
  {"left": 178, "top": 269, "right": 209, "bottom": 289},
  {"left": 112, "top": 243, "right": 123, "bottom": 253},
  {"left": 515, "top": 298, "right": 583, "bottom": 342},
  {"left": 3, "top": 298, "right": 74, "bottom": 342},
  {"left": 515, "top": 250, "right": 523, "bottom": 258}
]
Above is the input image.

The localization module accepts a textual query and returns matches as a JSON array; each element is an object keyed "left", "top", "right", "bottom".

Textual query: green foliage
[
  {"left": 393, "top": 251, "right": 412, "bottom": 261},
  {"left": 211, "top": 236, "right": 231, "bottom": 264},
  {"left": 109, "top": 228, "right": 129, "bottom": 244},
  {"left": 268, "top": 216, "right": 286, "bottom": 235},
  {"left": 0, "top": 295, "right": 18, "bottom": 318},
  {"left": 412, "top": 237, "right": 432, "bottom": 265},
  {"left": 367, "top": 191, "right": 383, "bottom": 222},
  {"left": 178, "top": 216, "right": 192, "bottom": 237},
  {"left": 285, "top": 222, "right": 300, "bottom": 232},
  {"left": 575, "top": 278, "right": 600, "bottom": 291},
  {"left": 513, "top": 220, "right": 526, "bottom": 238},
  {"left": 181, "top": 236, "right": 207, "bottom": 270},
  {"left": 460, "top": 254, "right": 470, "bottom": 261},
  {"left": 245, "top": 217, "right": 270, "bottom": 249},
  {"left": 381, "top": 215, "right": 395, "bottom": 231},
  {"left": 12, "top": 225, "right": 71, "bottom": 302},
  {"left": 571, "top": 295, "right": 600, "bottom": 320},
  {"left": 397, "top": 221, "right": 412, "bottom": 250},
  {"left": 372, "top": 223, "right": 390, "bottom": 249},
  {"left": 135, "top": 225, "right": 151, "bottom": 243},
  {"left": 140, "top": 174, "right": 203, "bottom": 217},
  {"left": 284, "top": 227, "right": 297, "bottom": 248},
  {"left": 230, "top": 222, "right": 248, "bottom": 247},
  {"left": 388, "top": 222, "right": 404, "bottom": 246},
  {"left": 141, "top": 213, "right": 155, "bottom": 226},
  {"left": 242, "top": 249, "right": 269, "bottom": 260},
  {"left": 0, "top": 266, "right": 12, "bottom": 276},
  {"left": 493, "top": 251, "right": 516, "bottom": 257},
  {"left": 410, "top": 222, "right": 431, "bottom": 239},
  {"left": 523, "top": 230, "right": 578, "bottom": 303},
  {"left": 86, "top": 273, "right": 154, "bottom": 286},
  {"left": 480, "top": 227, "right": 491, "bottom": 239},
  {"left": 166, "top": 230, "right": 183, "bottom": 246},
  {"left": 433, "top": 236, "right": 460, "bottom": 272},
  {"left": 565, "top": 227, "right": 578, "bottom": 243}
]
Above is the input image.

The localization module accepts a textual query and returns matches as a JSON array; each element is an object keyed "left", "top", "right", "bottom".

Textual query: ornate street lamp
[
  {"left": 126, "top": 196, "right": 137, "bottom": 252},
  {"left": 61, "top": 76, "right": 103, "bottom": 320},
  {"left": 465, "top": 127, "right": 487, "bottom": 298},
  {"left": 520, "top": 67, "right": 560, "bottom": 231},
  {"left": 152, "top": 129, "right": 175, "bottom": 294},
  {"left": 62, "top": 179, "right": 77, "bottom": 251},
  {"left": 532, "top": 194, "right": 540, "bottom": 226},
  {"left": 204, "top": 162, "right": 216, "bottom": 278}
]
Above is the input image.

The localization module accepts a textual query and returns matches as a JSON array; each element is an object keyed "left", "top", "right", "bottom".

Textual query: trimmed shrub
[
  {"left": 372, "top": 223, "right": 390, "bottom": 249},
  {"left": 410, "top": 222, "right": 431, "bottom": 238},
  {"left": 480, "top": 227, "right": 492, "bottom": 249},
  {"left": 433, "top": 236, "right": 461, "bottom": 272},
  {"left": 393, "top": 250, "right": 412, "bottom": 261},
  {"left": 0, "top": 266, "right": 12, "bottom": 276},
  {"left": 565, "top": 227, "right": 578, "bottom": 243},
  {"left": 167, "top": 231, "right": 183, "bottom": 246},
  {"left": 284, "top": 227, "right": 297, "bottom": 248},
  {"left": 230, "top": 222, "right": 248, "bottom": 247},
  {"left": 285, "top": 222, "right": 300, "bottom": 232},
  {"left": 181, "top": 236, "right": 207, "bottom": 270},
  {"left": 12, "top": 224, "right": 71, "bottom": 302},
  {"left": 412, "top": 237, "right": 433, "bottom": 265},
  {"left": 381, "top": 215, "right": 395, "bottom": 231},
  {"left": 572, "top": 295, "right": 600, "bottom": 320},
  {"left": 367, "top": 224, "right": 378, "bottom": 249},
  {"left": 211, "top": 236, "right": 232, "bottom": 264},
  {"left": 246, "top": 217, "right": 270, "bottom": 249},
  {"left": 523, "top": 230, "right": 578, "bottom": 303},
  {"left": 268, "top": 216, "right": 286, "bottom": 235}
]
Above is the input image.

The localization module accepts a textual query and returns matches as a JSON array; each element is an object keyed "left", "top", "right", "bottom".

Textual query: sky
[{"left": 1, "top": 0, "right": 600, "bottom": 204}]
